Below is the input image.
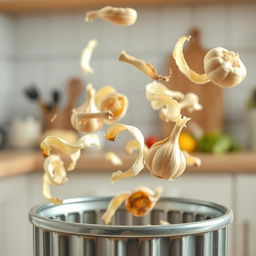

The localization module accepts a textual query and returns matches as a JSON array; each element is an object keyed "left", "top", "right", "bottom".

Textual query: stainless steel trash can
[{"left": 29, "top": 197, "right": 233, "bottom": 256}]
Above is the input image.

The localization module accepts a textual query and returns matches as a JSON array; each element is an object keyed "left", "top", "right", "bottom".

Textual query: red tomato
[{"left": 145, "top": 135, "right": 159, "bottom": 148}]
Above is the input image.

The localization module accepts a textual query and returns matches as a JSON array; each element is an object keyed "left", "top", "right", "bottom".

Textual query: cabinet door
[
  {"left": 234, "top": 174, "right": 256, "bottom": 256},
  {"left": 0, "top": 174, "right": 32, "bottom": 256}
]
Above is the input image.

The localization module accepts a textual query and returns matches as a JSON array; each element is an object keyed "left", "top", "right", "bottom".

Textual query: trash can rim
[{"left": 29, "top": 196, "right": 233, "bottom": 238}]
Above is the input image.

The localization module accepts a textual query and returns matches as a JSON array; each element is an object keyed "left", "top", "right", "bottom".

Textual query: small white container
[
  {"left": 247, "top": 109, "right": 256, "bottom": 150},
  {"left": 9, "top": 116, "right": 42, "bottom": 149}
]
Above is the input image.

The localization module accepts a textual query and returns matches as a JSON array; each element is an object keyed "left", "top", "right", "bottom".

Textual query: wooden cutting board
[{"left": 162, "top": 28, "right": 223, "bottom": 137}]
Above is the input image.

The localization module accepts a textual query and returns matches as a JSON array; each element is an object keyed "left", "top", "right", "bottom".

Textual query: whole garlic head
[
  {"left": 204, "top": 47, "right": 247, "bottom": 88},
  {"left": 145, "top": 117, "right": 190, "bottom": 180}
]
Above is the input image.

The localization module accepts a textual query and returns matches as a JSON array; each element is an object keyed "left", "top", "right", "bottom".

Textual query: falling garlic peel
[
  {"left": 183, "top": 151, "right": 201, "bottom": 167},
  {"left": 105, "top": 123, "right": 145, "bottom": 182},
  {"left": 85, "top": 6, "right": 137, "bottom": 26},
  {"left": 173, "top": 36, "right": 210, "bottom": 84},
  {"left": 119, "top": 51, "right": 172, "bottom": 82},
  {"left": 180, "top": 93, "right": 203, "bottom": 113},
  {"left": 81, "top": 40, "right": 98, "bottom": 74}
]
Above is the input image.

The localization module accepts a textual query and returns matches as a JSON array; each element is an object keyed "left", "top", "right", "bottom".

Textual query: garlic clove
[
  {"left": 71, "top": 84, "right": 112, "bottom": 133},
  {"left": 119, "top": 51, "right": 172, "bottom": 82},
  {"left": 160, "top": 220, "right": 171, "bottom": 225},
  {"left": 180, "top": 93, "right": 202, "bottom": 112},
  {"left": 125, "top": 186, "right": 163, "bottom": 216},
  {"left": 80, "top": 40, "right": 98, "bottom": 74},
  {"left": 85, "top": 6, "right": 137, "bottom": 26},
  {"left": 145, "top": 116, "right": 190, "bottom": 180},
  {"left": 183, "top": 151, "right": 201, "bottom": 167},
  {"left": 105, "top": 123, "right": 145, "bottom": 182},
  {"left": 105, "top": 151, "right": 123, "bottom": 166}
]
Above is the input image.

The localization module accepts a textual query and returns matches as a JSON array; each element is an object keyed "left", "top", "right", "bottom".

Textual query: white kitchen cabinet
[
  {"left": 233, "top": 174, "right": 256, "bottom": 256},
  {"left": 0, "top": 174, "right": 32, "bottom": 256}
]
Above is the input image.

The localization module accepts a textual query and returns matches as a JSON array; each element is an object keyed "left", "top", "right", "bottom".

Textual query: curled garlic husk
[
  {"left": 71, "top": 84, "right": 113, "bottom": 133},
  {"left": 96, "top": 86, "right": 128, "bottom": 122},
  {"left": 85, "top": 6, "right": 137, "bottom": 26},
  {"left": 173, "top": 36, "right": 246, "bottom": 88},
  {"left": 204, "top": 47, "right": 247, "bottom": 88},
  {"left": 180, "top": 93, "right": 202, "bottom": 112},
  {"left": 145, "top": 117, "right": 190, "bottom": 180},
  {"left": 80, "top": 40, "right": 97, "bottom": 74},
  {"left": 105, "top": 123, "right": 145, "bottom": 182},
  {"left": 146, "top": 82, "right": 182, "bottom": 122},
  {"left": 119, "top": 51, "right": 172, "bottom": 82},
  {"left": 41, "top": 134, "right": 100, "bottom": 204},
  {"left": 102, "top": 186, "right": 163, "bottom": 224}
]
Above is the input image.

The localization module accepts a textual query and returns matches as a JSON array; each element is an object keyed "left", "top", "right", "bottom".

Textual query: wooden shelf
[
  {"left": 0, "top": 150, "right": 256, "bottom": 179},
  {"left": 0, "top": 0, "right": 256, "bottom": 14}
]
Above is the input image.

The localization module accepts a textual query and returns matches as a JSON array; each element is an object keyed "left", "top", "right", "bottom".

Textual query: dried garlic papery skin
[
  {"left": 173, "top": 36, "right": 210, "bottom": 85},
  {"left": 44, "top": 155, "right": 67, "bottom": 185},
  {"left": 104, "top": 151, "right": 123, "bottom": 166},
  {"left": 146, "top": 82, "right": 182, "bottom": 122},
  {"left": 204, "top": 47, "right": 247, "bottom": 88},
  {"left": 105, "top": 123, "right": 145, "bottom": 182},
  {"left": 71, "top": 84, "right": 112, "bottom": 133},
  {"left": 43, "top": 155, "right": 67, "bottom": 204},
  {"left": 125, "top": 139, "right": 148, "bottom": 157},
  {"left": 80, "top": 40, "right": 98, "bottom": 74},
  {"left": 43, "top": 174, "right": 63, "bottom": 205},
  {"left": 40, "top": 134, "right": 100, "bottom": 171},
  {"left": 180, "top": 93, "right": 202, "bottom": 113},
  {"left": 183, "top": 151, "right": 201, "bottom": 167},
  {"left": 85, "top": 6, "right": 137, "bottom": 26},
  {"left": 96, "top": 86, "right": 128, "bottom": 122},
  {"left": 119, "top": 51, "right": 172, "bottom": 82},
  {"left": 145, "top": 117, "right": 190, "bottom": 180},
  {"left": 125, "top": 186, "right": 163, "bottom": 216},
  {"left": 102, "top": 192, "right": 130, "bottom": 224}
]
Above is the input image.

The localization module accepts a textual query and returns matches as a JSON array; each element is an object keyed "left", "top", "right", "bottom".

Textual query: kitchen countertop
[{"left": 0, "top": 150, "right": 256, "bottom": 179}]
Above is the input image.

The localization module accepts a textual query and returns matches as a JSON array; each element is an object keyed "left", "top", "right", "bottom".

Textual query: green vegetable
[{"left": 197, "top": 132, "right": 240, "bottom": 154}]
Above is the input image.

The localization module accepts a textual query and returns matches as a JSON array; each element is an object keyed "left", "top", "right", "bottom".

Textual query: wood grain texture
[
  {"left": 0, "top": 0, "right": 255, "bottom": 14},
  {"left": 162, "top": 28, "right": 223, "bottom": 137},
  {"left": 0, "top": 150, "right": 256, "bottom": 179}
]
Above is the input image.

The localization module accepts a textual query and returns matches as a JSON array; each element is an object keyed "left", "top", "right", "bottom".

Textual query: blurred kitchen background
[{"left": 0, "top": 2, "right": 256, "bottom": 256}]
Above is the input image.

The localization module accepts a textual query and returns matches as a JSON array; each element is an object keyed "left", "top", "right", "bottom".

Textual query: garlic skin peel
[
  {"left": 85, "top": 6, "right": 137, "bottom": 26},
  {"left": 204, "top": 47, "right": 247, "bottom": 88},
  {"left": 180, "top": 93, "right": 202, "bottom": 112},
  {"left": 71, "top": 84, "right": 112, "bottom": 133},
  {"left": 80, "top": 40, "right": 97, "bottom": 74},
  {"left": 105, "top": 123, "right": 145, "bottom": 182},
  {"left": 145, "top": 117, "right": 190, "bottom": 180}
]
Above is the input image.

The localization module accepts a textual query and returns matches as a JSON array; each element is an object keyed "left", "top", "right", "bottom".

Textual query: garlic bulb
[
  {"left": 71, "top": 84, "right": 112, "bottom": 133},
  {"left": 145, "top": 117, "right": 190, "bottom": 180},
  {"left": 204, "top": 47, "right": 247, "bottom": 88},
  {"left": 85, "top": 6, "right": 137, "bottom": 26}
]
